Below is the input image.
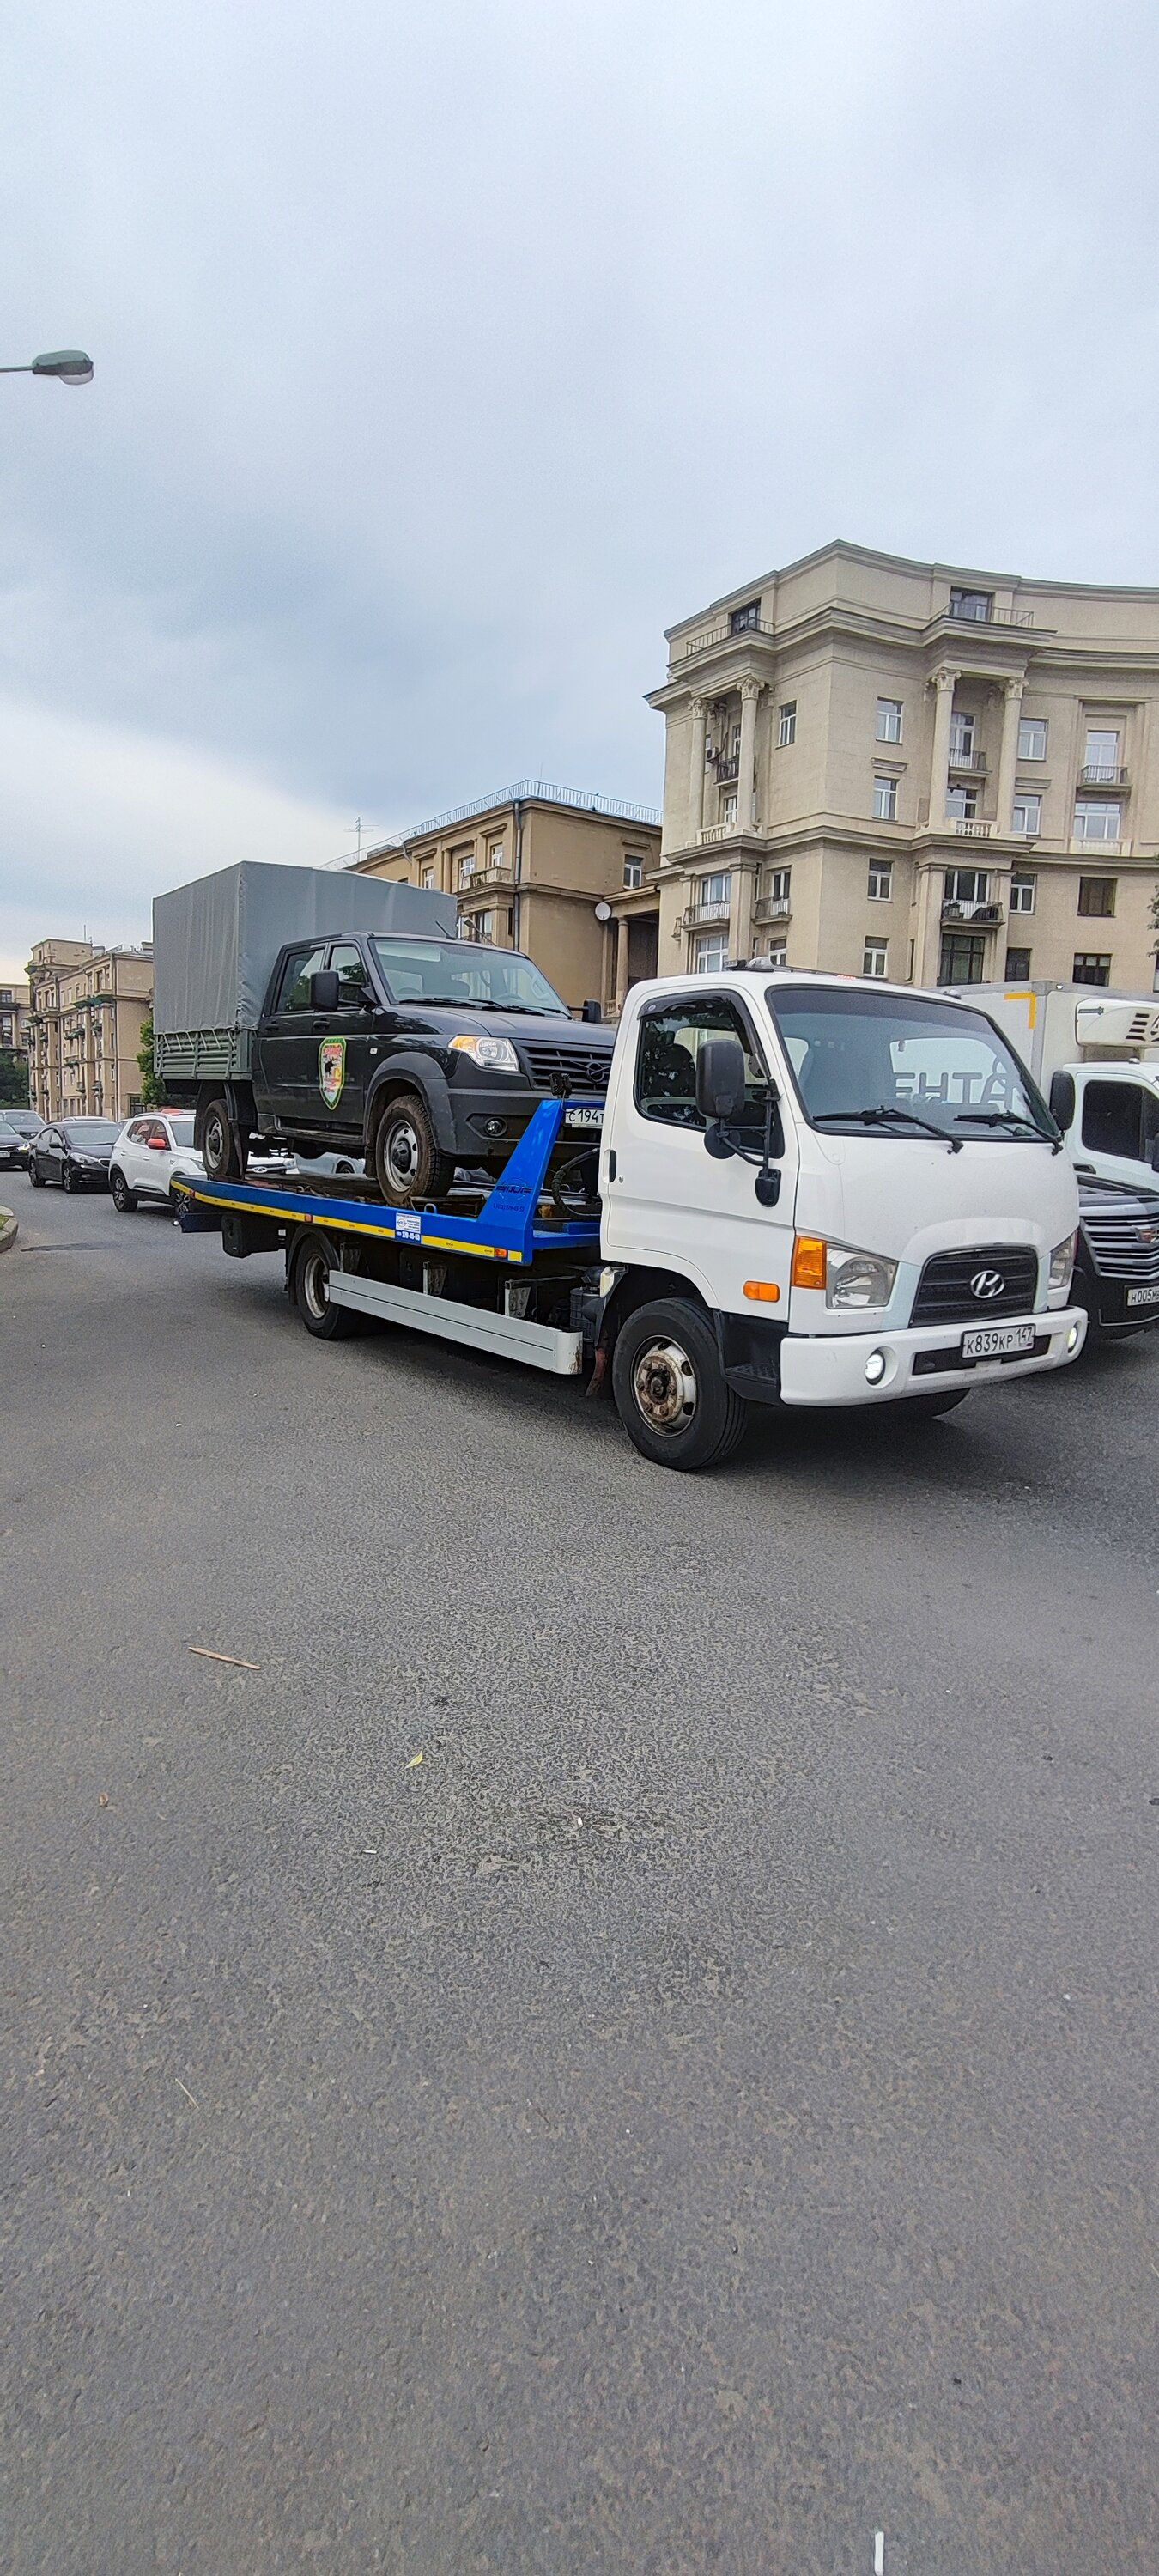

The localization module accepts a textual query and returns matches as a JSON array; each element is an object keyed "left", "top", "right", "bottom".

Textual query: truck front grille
[
  {"left": 1080, "top": 1213, "right": 1159, "bottom": 1282},
  {"left": 518, "top": 1043, "right": 612, "bottom": 1095},
  {"left": 910, "top": 1245, "right": 1039, "bottom": 1326}
]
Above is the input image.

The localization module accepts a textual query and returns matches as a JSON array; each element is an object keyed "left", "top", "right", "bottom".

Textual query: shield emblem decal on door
[{"left": 319, "top": 1037, "right": 345, "bottom": 1108}]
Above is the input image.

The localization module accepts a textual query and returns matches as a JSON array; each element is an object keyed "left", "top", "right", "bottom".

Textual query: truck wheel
[
  {"left": 373, "top": 1094, "right": 456, "bottom": 1204},
  {"left": 611, "top": 1297, "right": 747, "bottom": 1472},
  {"left": 292, "top": 1235, "right": 363, "bottom": 1339},
  {"left": 202, "top": 1096, "right": 246, "bottom": 1181},
  {"left": 110, "top": 1169, "right": 137, "bottom": 1212}
]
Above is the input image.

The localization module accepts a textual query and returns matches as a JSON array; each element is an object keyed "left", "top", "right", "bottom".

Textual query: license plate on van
[
  {"left": 566, "top": 1107, "right": 603, "bottom": 1131},
  {"left": 1126, "top": 1284, "right": 1159, "bottom": 1307},
  {"left": 961, "top": 1322, "right": 1035, "bottom": 1359}
]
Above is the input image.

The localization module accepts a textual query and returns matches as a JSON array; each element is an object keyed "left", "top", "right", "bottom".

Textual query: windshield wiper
[
  {"left": 812, "top": 1104, "right": 962, "bottom": 1152},
  {"left": 472, "top": 999, "right": 564, "bottom": 1016},
  {"left": 955, "top": 1109, "right": 1060, "bottom": 1150}
]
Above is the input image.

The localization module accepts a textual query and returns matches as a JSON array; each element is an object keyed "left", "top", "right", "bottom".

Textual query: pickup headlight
[
  {"left": 825, "top": 1243, "right": 898, "bottom": 1310},
  {"left": 449, "top": 1034, "right": 519, "bottom": 1073},
  {"left": 1048, "top": 1231, "right": 1077, "bottom": 1297}
]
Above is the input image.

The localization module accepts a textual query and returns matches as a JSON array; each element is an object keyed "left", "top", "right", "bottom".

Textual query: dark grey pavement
[{"left": 3, "top": 1176, "right": 1156, "bottom": 2575}]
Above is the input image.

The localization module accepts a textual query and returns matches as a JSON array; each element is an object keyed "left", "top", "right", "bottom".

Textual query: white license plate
[
  {"left": 1126, "top": 1284, "right": 1159, "bottom": 1307},
  {"left": 565, "top": 1107, "right": 604, "bottom": 1131},
  {"left": 961, "top": 1321, "right": 1036, "bottom": 1359}
]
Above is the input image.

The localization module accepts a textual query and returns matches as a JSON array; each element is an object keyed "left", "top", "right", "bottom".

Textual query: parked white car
[{"left": 110, "top": 1111, "right": 203, "bottom": 1212}]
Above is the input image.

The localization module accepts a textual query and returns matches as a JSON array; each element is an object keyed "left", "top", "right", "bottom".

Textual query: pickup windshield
[
  {"left": 370, "top": 939, "right": 569, "bottom": 1017},
  {"left": 767, "top": 984, "right": 1057, "bottom": 1143}
]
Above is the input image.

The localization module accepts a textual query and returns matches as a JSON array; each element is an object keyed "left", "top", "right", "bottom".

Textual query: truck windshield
[
  {"left": 370, "top": 939, "right": 569, "bottom": 1017},
  {"left": 767, "top": 984, "right": 1057, "bottom": 1143}
]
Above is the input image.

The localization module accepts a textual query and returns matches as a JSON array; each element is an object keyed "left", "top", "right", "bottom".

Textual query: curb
[{"left": 0, "top": 1207, "right": 18, "bottom": 1255}]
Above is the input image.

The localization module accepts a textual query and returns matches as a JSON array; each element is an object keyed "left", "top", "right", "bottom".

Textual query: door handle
[{"left": 607, "top": 1148, "right": 617, "bottom": 1180}]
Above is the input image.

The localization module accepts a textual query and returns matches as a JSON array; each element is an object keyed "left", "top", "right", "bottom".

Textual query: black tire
[
  {"left": 900, "top": 1389, "right": 971, "bottom": 1420},
  {"left": 373, "top": 1092, "right": 457, "bottom": 1205},
  {"left": 61, "top": 1162, "right": 75, "bottom": 1194},
  {"left": 110, "top": 1169, "right": 137, "bottom": 1213},
  {"left": 611, "top": 1296, "right": 748, "bottom": 1472},
  {"left": 202, "top": 1095, "right": 246, "bottom": 1181},
  {"left": 292, "top": 1233, "right": 363, "bottom": 1339},
  {"left": 29, "top": 1160, "right": 45, "bottom": 1186}
]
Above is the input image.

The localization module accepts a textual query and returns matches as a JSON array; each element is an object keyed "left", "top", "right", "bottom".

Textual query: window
[
  {"left": 949, "top": 586, "right": 992, "bottom": 623},
  {"left": 635, "top": 993, "right": 771, "bottom": 1137},
  {"left": 623, "top": 854, "right": 644, "bottom": 890},
  {"left": 694, "top": 931, "right": 730, "bottom": 974},
  {"left": 1079, "top": 1079, "right": 1159, "bottom": 1165},
  {"left": 486, "top": 840, "right": 506, "bottom": 869},
  {"left": 730, "top": 599, "right": 761, "bottom": 633},
  {"left": 862, "top": 939, "right": 888, "bottom": 979},
  {"left": 457, "top": 856, "right": 476, "bottom": 887},
  {"left": 778, "top": 701, "right": 797, "bottom": 747},
  {"left": 329, "top": 944, "right": 369, "bottom": 1003},
  {"left": 944, "top": 868, "right": 989, "bottom": 904},
  {"left": 1011, "top": 793, "right": 1041, "bottom": 836},
  {"left": 767, "top": 943, "right": 787, "bottom": 968},
  {"left": 1010, "top": 872, "right": 1036, "bottom": 913},
  {"left": 872, "top": 775, "right": 898, "bottom": 822},
  {"left": 767, "top": 867, "right": 791, "bottom": 904},
  {"left": 1083, "top": 728, "right": 1120, "bottom": 777},
  {"left": 1004, "top": 947, "right": 1032, "bottom": 980},
  {"left": 370, "top": 936, "right": 567, "bottom": 1014},
  {"left": 1018, "top": 717, "right": 1047, "bottom": 761},
  {"left": 876, "top": 697, "right": 903, "bottom": 744},
  {"left": 1073, "top": 800, "right": 1121, "bottom": 842},
  {"left": 868, "top": 862, "right": 893, "bottom": 901},
  {"left": 949, "top": 713, "right": 975, "bottom": 761},
  {"left": 945, "top": 786, "right": 978, "bottom": 821},
  {"left": 1073, "top": 953, "right": 1112, "bottom": 987},
  {"left": 771, "top": 984, "right": 1052, "bottom": 1139},
  {"left": 723, "top": 792, "right": 738, "bottom": 824},
  {"left": 275, "top": 943, "right": 328, "bottom": 1012},
  {"left": 475, "top": 911, "right": 495, "bottom": 941},
  {"left": 696, "top": 871, "right": 731, "bottom": 913},
  {"left": 939, "top": 933, "right": 986, "bottom": 984},
  {"left": 421, "top": 865, "right": 434, "bottom": 889},
  {"left": 1077, "top": 876, "right": 1116, "bottom": 917}
]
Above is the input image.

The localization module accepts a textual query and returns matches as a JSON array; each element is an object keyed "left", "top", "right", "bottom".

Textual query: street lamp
[{"left": 0, "top": 349, "right": 94, "bottom": 386}]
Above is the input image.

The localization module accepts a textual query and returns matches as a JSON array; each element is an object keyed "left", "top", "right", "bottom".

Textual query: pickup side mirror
[
  {"left": 310, "top": 969, "right": 340, "bottom": 1012},
  {"left": 581, "top": 999, "right": 603, "bottom": 1023},
  {"left": 695, "top": 1035, "right": 747, "bottom": 1124},
  {"left": 1048, "top": 1070, "right": 1076, "bottom": 1133}
]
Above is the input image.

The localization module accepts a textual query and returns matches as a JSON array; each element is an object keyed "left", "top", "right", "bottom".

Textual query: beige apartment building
[
  {"left": 0, "top": 977, "right": 32, "bottom": 1058},
  {"left": 26, "top": 939, "right": 154, "bottom": 1124},
  {"left": 648, "top": 541, "right": 1159, "bottom": 995},
  {"left": 351, "top": 780, "right": 661, "bottom": 1015}
]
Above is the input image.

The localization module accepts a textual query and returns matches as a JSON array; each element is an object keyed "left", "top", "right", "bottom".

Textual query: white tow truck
[{"left": 177, "top": 967, "right": 1086, "bottom": 1471}]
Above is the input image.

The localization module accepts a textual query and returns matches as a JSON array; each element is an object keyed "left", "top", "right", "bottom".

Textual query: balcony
[
  {"left": 1070, "top": 836, "right": 1129, "bottom": 858},
  {"left": 676, "top": 618, "right": 777, "bottom": 659},
  {"left": 697, "top": 821, "right": 743, "bottom": 845},
  {"left": 469, "top": 863, "right": 514, "bottom": 890},
  {"left": 942, "top": 900, "right": 1004, "bottom": 927},
  {"left": 948, "top": 745, "right": 986, "bottom": 774},
  {"left": 1078, "top": 764, "right": 1129, "bottom": 789},
  {"left": 709, "top": 752, "right": 739, "bottom": 784},
  {"left": 944, "top": 602, "right": 1035, "bottom": 629},
  {"left": 689, "top": 897, "right": 731, "bottom": 925},
  {"left": 754, "top": 893, "right": 792, "bottom": 923},
  {"left": 942, "top": 817, "right": 994, "bottom": 838}
]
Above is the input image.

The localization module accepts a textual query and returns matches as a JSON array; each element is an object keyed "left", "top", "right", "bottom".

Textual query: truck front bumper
[{"left": 777, "top": 1304, "right": 1087, "bottom": 1407}]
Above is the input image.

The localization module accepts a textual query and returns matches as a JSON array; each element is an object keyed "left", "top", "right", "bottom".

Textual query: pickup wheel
[
  {"left": 611, "top": 1297, "right": 747, "bottom": 1472},
  {"left": 202, "top": 1095, "right": 246, "bottom": 1181},
  {"left": 292, "top": 1234, "right": 363, "bottom": 1339},
  {"left": 373, "top": 1093, "right": 456, "bottom": 1205}
]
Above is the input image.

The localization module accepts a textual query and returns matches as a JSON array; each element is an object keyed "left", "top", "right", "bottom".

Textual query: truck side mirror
[
  {"left": 1048, "top": 1070, "right": 1075, "bottom": 1133},
  {"left": 310, "top": 969, "right": 340, "bottom": 1012},
  {"left": 695, "top": 1035, "right": 746, "bottom": 1124}
]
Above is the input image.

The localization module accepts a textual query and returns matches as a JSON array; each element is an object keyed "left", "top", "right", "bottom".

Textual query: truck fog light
[
  {"left": 865, "top": 1349, "right": 887, "bottom": 1385},
  {"left": 1067, "top": 1323, "right": 1080, "bottom": 1351}
]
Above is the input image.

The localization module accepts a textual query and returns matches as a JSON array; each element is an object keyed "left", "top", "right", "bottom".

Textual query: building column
[
  {"left": 738, "top": 677, "right": 762, "bottom": 829},
  {"left": 614, "top": 915, "right": 630, "bottom": 1016},
  {"left": 730, "top": 866, "right": 755, "bottom": 963},
  {"left": 995, "top": 675, "right": 1024, "bottom": 834},
  {"left": 929, "top": 665, "right": 958, "bottom": 824},
  {"left": 688, "top": 697, "right": 708, "bottom": 842}
]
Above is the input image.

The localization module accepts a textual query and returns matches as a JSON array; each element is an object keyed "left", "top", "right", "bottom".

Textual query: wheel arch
[{"left": 364, "top": 1058, "right": 456, "bottom": 1160}]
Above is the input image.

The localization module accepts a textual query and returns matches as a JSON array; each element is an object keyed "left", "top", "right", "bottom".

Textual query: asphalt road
[{"left": 3, "top": 1173, "right": 1156, "bottom": 2576}]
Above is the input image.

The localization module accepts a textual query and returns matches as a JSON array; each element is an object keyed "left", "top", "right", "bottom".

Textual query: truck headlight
[
  {"left": 1048, "top": 1230, "right": 1077, "bottom": 1297},
  {"left": 449, "top": 1034, "right": 519, "bottom": 1073},
  {"left": 825, "top": 1244, "right": 898, "bottom": 1310}
]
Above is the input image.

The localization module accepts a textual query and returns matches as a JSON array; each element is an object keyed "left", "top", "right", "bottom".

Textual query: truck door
[
  {"left": 314, "top": 942, "right": 373, "bottom": 1137},
  {"left": 1077, "top": 1073, "right": 1159, "bottom": 1188},
  {"left": 254, "top": 942, "right": 328, "bottom": 1133},
  {"left": 603, "top": 988, "right": 798, "bottom": 1311}
]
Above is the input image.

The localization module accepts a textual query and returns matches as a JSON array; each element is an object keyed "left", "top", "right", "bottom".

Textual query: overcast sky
[{"left": 3, "top": 0, "right": 1159, "bottom": 978}]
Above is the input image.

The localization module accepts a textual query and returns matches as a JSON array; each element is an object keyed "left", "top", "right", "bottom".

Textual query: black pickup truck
[
  {"left": 1074, "top": 1172, "right": 1159, "bottom": 1342},
  {"left": 198, "top": 929, "right": 615, "bottom": 1203}
]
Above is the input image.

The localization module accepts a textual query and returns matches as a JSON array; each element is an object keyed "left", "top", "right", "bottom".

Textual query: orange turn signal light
[
  {"left": 743, "top": 1279, "right": 780, "bottom": 1303},
  {"left": 791, "top": 1234, "right": 827, "bottom": 1291}
]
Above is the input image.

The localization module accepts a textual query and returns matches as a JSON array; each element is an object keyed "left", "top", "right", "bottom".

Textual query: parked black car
[
  {"left": 28, "top": 1119, "right": 121, "bottom": 1191},
  {"left": 0, "top": 1118, "right": 27, "bottom": 1171},
  {"left": 1075, "top": 1173, "right": 1159, "bottom": 1340},
  {"left": 186, "top": 933, "right": 615, "bottom": 1204},
  {"left": 0, "top": 1109, "right": 46, "bottom": 1168}
]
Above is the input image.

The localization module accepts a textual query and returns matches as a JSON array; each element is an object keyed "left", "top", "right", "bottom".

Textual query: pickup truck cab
[{"left": 200, "top": 931, "right": 614, "bottom": 1200}]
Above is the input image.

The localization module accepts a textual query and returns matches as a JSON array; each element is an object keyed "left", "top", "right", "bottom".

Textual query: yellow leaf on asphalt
[{"left": 406, "top": 1751, "right": 423, "bottom": 1768}]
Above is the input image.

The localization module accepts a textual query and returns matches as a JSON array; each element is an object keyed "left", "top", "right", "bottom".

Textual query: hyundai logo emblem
[{"left": 970, "top": 1268, "right": 1005, "bottom": 1300}]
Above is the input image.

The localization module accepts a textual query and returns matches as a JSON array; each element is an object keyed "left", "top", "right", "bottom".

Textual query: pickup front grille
[
  {"left": 910, "top": 1245, "right": 1039, "bottom": 1327},
  {"left": 1080, "top": 1212, "right": 1159, "bottom": 1282},
  {"left": 518, "top": 1042, "right": 612, "bottom": 1095}
]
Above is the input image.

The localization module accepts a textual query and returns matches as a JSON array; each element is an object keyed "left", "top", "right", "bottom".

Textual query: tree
[
  {"left": 0, "top": 1049, "right": 29, "bottom": 1107},
  {"left": 137, "top": 1017, "right": 165, "bottom": 1108}
]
